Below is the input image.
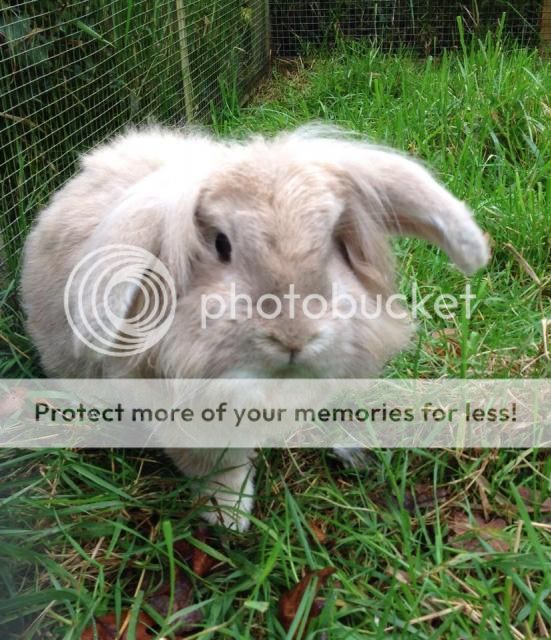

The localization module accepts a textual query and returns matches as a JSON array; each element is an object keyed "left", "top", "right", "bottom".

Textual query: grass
[{"left": 1, "top": 35, "right": 550, "bottom": 639}]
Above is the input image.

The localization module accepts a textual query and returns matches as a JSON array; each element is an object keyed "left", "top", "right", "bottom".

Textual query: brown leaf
[
  {"left": 174, "top": 527, "right": 220, "bottom": 577},
  {"left": 517, "top": 486, "right": 551, "bottom": 514},
  {"left": 430, "top": 328, "right": 458, "bottom": 339},
  {"left": 404, "top": 484, "right": 452, "bottom": 513},
  {"left": 147, "top": 568, "right": 201, "bottom": 636},
  {"left": 81, "top": 611, "right": 153, "bottom": 640},
  {"left": 308, "top": 520, "right": 327, "bottom": 544},
  {"left": 191, "top": 551, "right": 217, "bottom": 578},
  {"left": 190, "top": 527, "right": 219, "bottom": 577},
  {"left": 310, "top": 597, "right": 326, "bottom": 617},
  {"left": 449, "top": 513, "right": 509, "bottom": 552},
  {"left": 81, "top": 527, "right": 221, "bottom": 640},
  {"left": 146, "top": 527, "right": 219, "bottom": 636},
  {"left": 278, "top": 567, "right": 336, "bottom": 637},
  {"left": 429, "top": 329, "right": 462, "bottom": 357},
  {"left": 385, "top": 566, "right": 410, "bottom": 584},
  {"left": 475, "top": 476, "right": 492, "bottom": 521},
  {"left": 173, "top": 539, "right": 194, "bottom": 563}
]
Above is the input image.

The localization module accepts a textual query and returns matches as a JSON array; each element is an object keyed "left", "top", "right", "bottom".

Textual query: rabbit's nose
[{"left": 265, "top": 331, "right": 319, "bottom": 357}]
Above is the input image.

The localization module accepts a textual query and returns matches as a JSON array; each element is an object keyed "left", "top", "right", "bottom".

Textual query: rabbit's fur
[{"left": 21, "top": 126, "right": 489, "bottom": 530}]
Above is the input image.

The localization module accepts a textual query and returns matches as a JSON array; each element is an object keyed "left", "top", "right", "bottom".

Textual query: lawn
[{"left": 1, "top": 36, "right": 550, "bottom": 638}]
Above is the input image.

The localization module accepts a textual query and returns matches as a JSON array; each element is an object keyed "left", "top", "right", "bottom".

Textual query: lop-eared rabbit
[{"left": 22, "top": 126, "right": 489, "bottom": 530}]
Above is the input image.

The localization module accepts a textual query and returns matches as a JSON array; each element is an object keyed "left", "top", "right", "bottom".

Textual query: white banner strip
[{"left": 0, "top": 379, "right": 549, "bottom": 448}]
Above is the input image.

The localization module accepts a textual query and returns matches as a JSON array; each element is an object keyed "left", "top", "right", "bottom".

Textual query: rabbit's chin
[{"left": 219, "top": 364, "right": 325, "bottom": 380}]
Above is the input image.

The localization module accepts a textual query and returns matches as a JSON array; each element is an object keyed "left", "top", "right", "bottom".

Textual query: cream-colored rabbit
[{"left": 21, "top": 126, "right": 489, "bottom": 530}]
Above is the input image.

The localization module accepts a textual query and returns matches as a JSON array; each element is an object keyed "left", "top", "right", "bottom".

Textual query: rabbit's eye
[
  {"left": 337, "top": 238, "right": 353, "bottom": 269},
  {"left": 215, "top": 232, "right": 232, "bottom": 263}
]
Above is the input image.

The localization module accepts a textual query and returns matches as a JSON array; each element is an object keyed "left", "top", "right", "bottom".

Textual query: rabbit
[{"left": 21, "top": 125, "right": 489, "bottom": 531}]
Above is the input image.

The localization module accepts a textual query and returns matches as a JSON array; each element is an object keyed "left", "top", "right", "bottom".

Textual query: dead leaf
[
  {"left": 403, "top": 484, "right": 453, "bottom": 513},
  {"left": 475, "top": 476, "right": 492, "bottom": 521},
  {"left": 430, "top": 328, "right": 458, "bottom": 339},
  {"left": 429, "top": 329, "right": 462, "bottom": 358},
  {"left": 190, "top": 527, "right": 219, "bottom": 577},
  {"left": 449, "top": 513, "right": 509, "bottom": 552},
  {"left": 173, "top": 539, "right": 194, "bottom": 564},
  {"left": 310, "top": 598, "right": 326, "bottom": 617},
  {"left": 81, "top": 611, "right": 153, "bottom": 640},
  {"left": 278, "top": 567, "right": 336, "bottom": 637},
  {"left": 517, "top": 486, "right": 551, "bottom": 514},
  {"left": 174, "top": 527, "right": 220, "bottom": 577},
  {"left": 81, "top": 525, "right": 222, "bottom": 640},
  {"left": 385, "top": 566, "right": 410, "bottom": 584},
  {"left": 308, "top": 520, "right": 327, "bottom": 544},
  {"left": 147, "top": 567, "right": 202, "bottom": 636}
]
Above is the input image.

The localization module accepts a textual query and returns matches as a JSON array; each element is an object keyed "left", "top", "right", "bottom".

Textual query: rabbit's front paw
[
  {"left": 333, "top": 446, "right": 374, "bottom": 470},
  {"left": 200, "top": 465, "right": 255, "bottom": 532}
]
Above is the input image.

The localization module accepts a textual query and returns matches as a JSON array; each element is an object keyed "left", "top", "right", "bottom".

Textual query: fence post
[{"left": 175, "top": 0, "right": 195, "bottom": 121}]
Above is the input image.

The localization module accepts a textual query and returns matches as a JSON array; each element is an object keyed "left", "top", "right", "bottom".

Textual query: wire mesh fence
[
  {"left": 270, "top": 1, "right": 547, "bottom": 55},
  {"left": 1, "top": 1, "right": 549, "bottom": 290},
  {"left": 0, "top": 0, "right": 269, "bottom": 282}
]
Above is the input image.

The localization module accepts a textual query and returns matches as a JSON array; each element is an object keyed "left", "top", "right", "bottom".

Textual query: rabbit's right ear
[{"left": 66, "top": 166, "right": 206, "bottom": 361}]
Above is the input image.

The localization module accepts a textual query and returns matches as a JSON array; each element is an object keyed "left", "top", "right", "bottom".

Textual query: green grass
[{"left": 1, "top": 36, "right": 551, "bottom": 638}]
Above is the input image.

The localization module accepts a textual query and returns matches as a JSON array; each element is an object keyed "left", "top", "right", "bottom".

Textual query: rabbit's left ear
[
  {"left": 303, "top": 136, "right": 490, "bottom": 275},
  {"left": 339, "top": 146, "right": 490, "bottom": 274}
]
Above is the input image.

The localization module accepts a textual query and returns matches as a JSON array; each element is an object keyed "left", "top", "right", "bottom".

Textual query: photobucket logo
[
  {"left": 201, "top": 282, "right": 476, "bottom": 328},
  {"left": 64, "top": 245, "right": 176, "bottom": 357}
]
